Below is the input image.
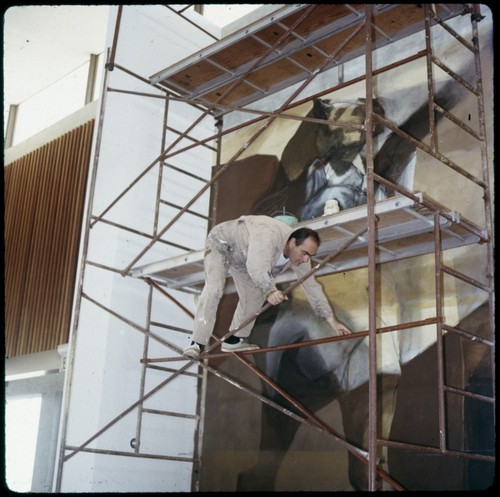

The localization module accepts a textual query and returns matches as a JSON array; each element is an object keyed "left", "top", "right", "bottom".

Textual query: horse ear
[
  {"left": 312, "top": 98, "right": 331, "bottom": 119},
  {"left": 373, "top": 98, "right": 385, "bottom": 118},
  {"left": 280, "top": 100, "right": 322, "bottom": 182}
]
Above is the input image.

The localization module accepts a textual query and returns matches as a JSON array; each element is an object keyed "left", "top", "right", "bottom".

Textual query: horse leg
[
  {"left": 338, "top": 374, "right": 400, "bottom": 491},
  {"left": 237, "top": 347, "right": 338, "bottom": 490}
]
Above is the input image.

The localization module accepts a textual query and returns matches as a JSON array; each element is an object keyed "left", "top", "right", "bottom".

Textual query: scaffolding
[{"left": 56, "top": 4, "right": 495, "bottom": 492}]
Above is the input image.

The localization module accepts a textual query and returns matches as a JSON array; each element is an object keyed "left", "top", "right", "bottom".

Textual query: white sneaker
[
  {"left": 221, "top": 339, "right": 260, "bottom": 353},
  {"left": 183, "top": 342, "right": 201, "bottom": 358}
]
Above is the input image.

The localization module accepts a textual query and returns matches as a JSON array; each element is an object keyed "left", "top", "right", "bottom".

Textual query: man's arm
[
  {"left": 326, "top": 315, "right": 352, "bottom": 336},
  {"left": 295, "top": 263, "right": 352, "bottom": 336},
  {"left": 266, "top": 289, "right": 288, "bottom": 306}
]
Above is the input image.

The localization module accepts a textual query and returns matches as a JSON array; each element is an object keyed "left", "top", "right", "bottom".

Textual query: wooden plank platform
[{"left": 150, "top": 4, "right": 470, "bottom": 110}]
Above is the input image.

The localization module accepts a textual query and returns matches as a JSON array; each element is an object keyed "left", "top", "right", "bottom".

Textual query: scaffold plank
[
  {"left": 150, "top": 4, "right": 470, "bottom": 110},
  {"left": 129, "top": 193, "right": 485, "bottom": 292}
]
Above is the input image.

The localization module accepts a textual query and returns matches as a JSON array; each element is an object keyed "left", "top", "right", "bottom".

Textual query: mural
[{"left": 198, "top": 14, "right": 493, "bottom": 492}]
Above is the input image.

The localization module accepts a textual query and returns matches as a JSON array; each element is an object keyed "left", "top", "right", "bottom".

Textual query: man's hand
[
  {"left": 267, "top": 289, "right": 288, "bottom": 306},
  {"left": 327, "top": 316, "right": 352, "bottom": 336}
]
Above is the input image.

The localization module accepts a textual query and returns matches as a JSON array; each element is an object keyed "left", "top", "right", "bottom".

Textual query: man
[{"left": 183, "top": 215, "right": 351, "bottom": 358}]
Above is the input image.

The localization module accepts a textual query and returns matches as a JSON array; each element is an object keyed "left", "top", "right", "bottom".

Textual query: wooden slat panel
[{"left": 4, "top": 120, "right": 94, "bottom": 358}]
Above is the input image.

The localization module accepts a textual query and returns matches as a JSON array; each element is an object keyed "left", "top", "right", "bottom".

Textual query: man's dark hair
[{"left": 289, "top": 227, "right": 320, "bottom": 246}]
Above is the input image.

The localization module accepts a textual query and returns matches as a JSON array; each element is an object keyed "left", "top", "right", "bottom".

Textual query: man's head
[{"left": 285, "top": 228, "right": 320, "bottom": 266}]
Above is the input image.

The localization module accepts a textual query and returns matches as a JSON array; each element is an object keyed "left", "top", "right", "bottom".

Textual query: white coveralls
[{"left": 192, "top": 215, "right": 335, "bottom": 345}]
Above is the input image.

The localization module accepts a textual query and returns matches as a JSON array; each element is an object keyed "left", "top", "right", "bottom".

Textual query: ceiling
[
  {"left": 3, "top": 5, "right": 110, "bottom": 108},
  {"left": 2, "top": 4, "right": 263, "bottom": 113}
]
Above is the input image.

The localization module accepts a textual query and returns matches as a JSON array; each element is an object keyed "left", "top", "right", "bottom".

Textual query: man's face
[{"left": 287, "top": 236, "right": 319, "bottom": 266}]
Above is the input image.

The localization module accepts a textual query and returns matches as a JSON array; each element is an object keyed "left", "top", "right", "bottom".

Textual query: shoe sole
[{"left": 221, "top": 346, "right": 260, "bottom": 353}]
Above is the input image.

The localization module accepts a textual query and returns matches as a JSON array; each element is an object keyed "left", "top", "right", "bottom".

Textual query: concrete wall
[{"left": 55, "top": 6, "right": 218, "bottom": 492}]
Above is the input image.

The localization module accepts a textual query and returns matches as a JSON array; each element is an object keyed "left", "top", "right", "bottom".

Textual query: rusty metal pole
[
  {"left": 364, "top": 3, "right": 378, "bottom": 491},
  {"left": 471, "top": 5, "right": 496, "bottom": 414}
]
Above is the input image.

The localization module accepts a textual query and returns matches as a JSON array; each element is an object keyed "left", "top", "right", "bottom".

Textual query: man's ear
[{"left": 284, "top": 238, "right": 295, "bottom": 257}]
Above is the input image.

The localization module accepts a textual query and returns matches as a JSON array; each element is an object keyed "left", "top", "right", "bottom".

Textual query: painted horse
[{"left": 236, "top": 298, "right": 493, "bottom": 490}]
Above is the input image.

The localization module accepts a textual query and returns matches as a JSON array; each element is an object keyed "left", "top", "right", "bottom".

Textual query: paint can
[{"left": 274, "top": 214, "right": 299, "bottom": 225}]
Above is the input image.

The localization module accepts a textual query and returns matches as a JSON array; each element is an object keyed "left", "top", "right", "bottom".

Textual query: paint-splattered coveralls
[{"left": 192, "top": 215, "right": 334, "bottom": 345}]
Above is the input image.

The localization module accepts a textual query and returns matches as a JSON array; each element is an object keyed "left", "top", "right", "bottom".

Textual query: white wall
[{"left": 55, "top": 6, "right": 217, "bottom": 492}]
